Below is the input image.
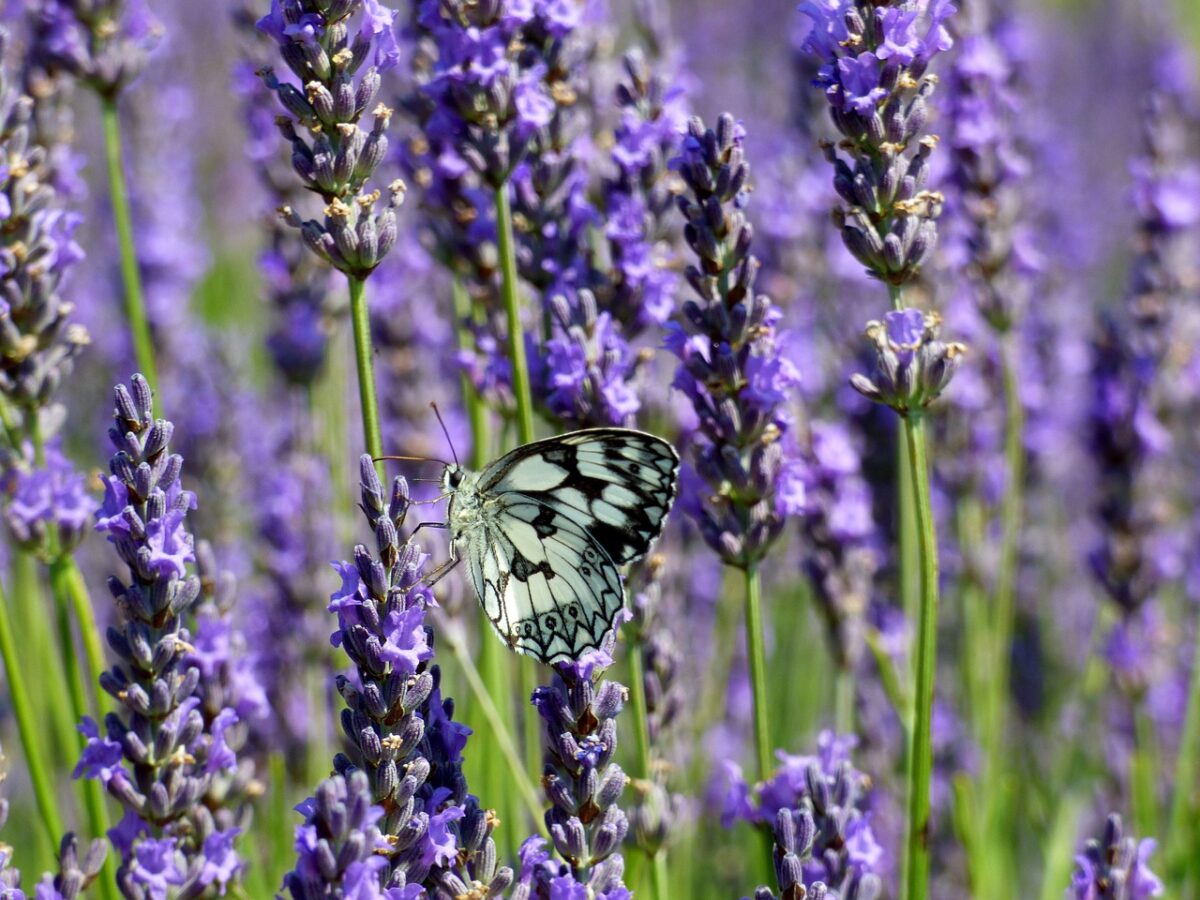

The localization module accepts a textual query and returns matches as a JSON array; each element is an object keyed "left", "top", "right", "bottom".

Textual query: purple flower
[
  {"left": 1070, "top": 815, "right": 1163, "bottom": 899},
  {"left": 877, "top": 8, "right": 921, "bottom": 63},
  {"left": 197, "top": 829, "right": 243, "bottom": 895},
  {"left": 129, "top": 839, "right": 184, "bottom": 900},
  {"left": 838, "top": 53, "right": 888, "bottom": 113},
  {"left": 73, "top": 718, "right": 126, "bottom": 785}
]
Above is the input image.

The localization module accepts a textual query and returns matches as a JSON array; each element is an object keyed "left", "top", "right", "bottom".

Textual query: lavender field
[{"left": 0, "top": 0, "right": 1198, "bottom": 897}]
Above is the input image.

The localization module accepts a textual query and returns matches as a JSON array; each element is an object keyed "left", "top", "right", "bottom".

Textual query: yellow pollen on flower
[
  {"left": 332, "top": 48, "right": 354, "bottom": 68},
  {"left": 325, "top": 197, "right": 352, "bottom": 219},
  {"left": 550, "top": 82, "right": 576, "bottom": 106},
  {"left": 65, "top": 325, "right": 92, "bottom": 347},
  {"left": 95, "top": 19, "right": 118, "bottom": 39},
  {"left": 169, "top": 746, "right": 196, "bottom": 767},
  {"left": 373, "top": 102, "right": 394, "bottom": 123},
  {"left": 381, "top": 734, "right": 406, "bottom": 751},
  {"left": 357, "top": 189, "right": 381, "bottom": 209},
  {"left": 337, "top": 122, "right": 358, "bottom": 138}
]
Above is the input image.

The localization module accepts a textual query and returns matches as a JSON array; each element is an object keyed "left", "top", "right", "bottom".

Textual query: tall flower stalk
[
  {"left": 83, "top": 375, "right": 258, "bottom": 896},
  {"left": 797, "top": 3, "right": 961, "bottom": 897},
  {"left": 28, "top": 0, "right": 163, "bottom": 390},
  {"left": 257, "top": 0, "right": 407, "bottom": 470},
  {"left": 667, "top": 113, "right": 806, "bottom": 790},
  {"left": 282, "top": 454, "right": 515, "bottom": 896}
]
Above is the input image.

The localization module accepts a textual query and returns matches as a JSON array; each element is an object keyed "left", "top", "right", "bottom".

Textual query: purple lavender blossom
[
  {"left": 0, "top": 28, "right": 89, "bottom": 424},
  {"left": 667, "top": 113, "right": 804, "bottom": 568},
  {"left": 2, "top": 442, "right": 96, "bottom": 554},
  {"left": 293, "top": 454, "right": 511, "bottom": 897},
  {"left": 799, "top": 0, "right": 954, "bottom": 287},
  {"left": 258, "top": 0, "right": 406, "bottom": 278},
  {"left": 84, "top": 375, "right": 255, "bottom": 894},
  {"left": 722, "top": 731, "right": 884, "bottom": 897},
  {"left": 515, "top": 645, "right": 630, "bottom": 898},
  {"left": 0, "top": 761, "right": 109, "bottom": 900},
  {"left": 1069, "top": 814, "right": 1163, "bottom": 899},
  {"left": 851, "top": 309, "right": 965, "bottom": 414},
  {"left": 27, "top": 0, "right": 161, "bottom": 97}
]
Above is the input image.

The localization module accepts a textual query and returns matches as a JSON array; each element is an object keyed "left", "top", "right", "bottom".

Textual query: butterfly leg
[
  {"left": 418, "top": 555, "right": 462, "bottom": 590},
  {"left": 409, "top": 521, "right": 449, "bottom": 539}
]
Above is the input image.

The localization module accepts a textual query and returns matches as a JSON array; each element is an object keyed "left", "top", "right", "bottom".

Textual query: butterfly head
[{"left": 441, "top": 463, "right": 466, "bottom": 493}]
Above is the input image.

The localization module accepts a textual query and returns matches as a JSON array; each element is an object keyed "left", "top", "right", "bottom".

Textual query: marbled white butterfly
[{"left": 440, "top": 428, "right": 679, "bottom": 666}]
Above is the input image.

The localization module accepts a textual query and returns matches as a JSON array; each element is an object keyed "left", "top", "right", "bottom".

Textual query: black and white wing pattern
[{"left": 448, "top": 429, "right": 679, "bottom": 665}]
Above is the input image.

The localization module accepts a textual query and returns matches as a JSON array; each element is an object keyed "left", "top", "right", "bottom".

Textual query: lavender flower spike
[
  {"left": 293, "top": 454, "right": 511, "bottom": 897},
  {"left": 29, "top": 0, "right": 162, "bottom": 97},
  {"left": 667, "top": 113, "right": 805, "bottom": 569},
  {"left": 515, "top": 646, "right": 631, "bottom": 898},
  {"left": 850, "top": 309, "right": 966, "bottom": 415},
  {"left": 258, "top": 0, "right": 406, "bottom": 278},
  {"left": 1069, "top": 814, "right": 1164, "bottom": 899},
  {"left": 86, "top": 375, "right": 254, "bottom": 897},
  {"left": 798, "top": 0, "right": 955, "bottom": 287}
]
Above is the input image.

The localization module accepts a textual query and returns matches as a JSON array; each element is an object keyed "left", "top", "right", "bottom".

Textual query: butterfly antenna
[
  {"left": 430, "top": 402, "right": 460, "bottom": 467},
  {"left": 374, "top": 454, "right": 451, "bottom": 467}
]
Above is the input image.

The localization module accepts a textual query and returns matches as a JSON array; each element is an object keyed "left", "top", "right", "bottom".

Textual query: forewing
[
  {"left": 479, "top": 428, "right": 679, "bottom": 565},
  {"left": 467, "top": 495, "right": 625, "bottom": 666}
]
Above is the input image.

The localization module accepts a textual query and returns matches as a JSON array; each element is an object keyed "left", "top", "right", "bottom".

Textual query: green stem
[
  {"left": 100, "top": 96, "right": 158, "bottom": 393},
  {"left": 901, "top": 412, "right": 940, "bottom": 900},
  {"left": 626, "top": 636, "right": 669, "bottom": 900},
  {"left": 1168, "top": 613, "right": 1200, "bottom": 883},
  {"left": 48, "top": 562, "right": 118, "bottom": 900},
  {"left": 57, "top": 559, "right": 109, "bottom": 713},
  {"left": 989, "top": 333, "right": 1024, "bottom": 725},
  {"left": 833, "top": 665, "right": 855, "bottom": 734},
  {"left": 493, "top": 182, "right": 536, "bottom": 446},
  {"left": 441, "top": 627, "right": 546, "bottom": 830},
  {"left": 744, "top": 567, "right": 772, "bottom": 782},
  {"left": 0, "top": 578, "right": 65, "bottom": 848},
  {"left": 346, "top": 276, "right": 385, "bottom": 480},
  {"left": 1131, "top": 699, "right": 1160, "bottom": 839}
]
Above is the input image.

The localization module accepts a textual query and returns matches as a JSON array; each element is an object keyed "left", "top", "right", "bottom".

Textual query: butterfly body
[{"left": 441, "top": 428, "right": 679, "bottom": 665}]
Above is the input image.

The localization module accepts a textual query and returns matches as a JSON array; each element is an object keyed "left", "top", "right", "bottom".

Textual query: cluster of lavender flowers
[
  {"left": 0, "top": 25, "right": 88, "bottom": 432},
  {"left": 258, "top": 0, "right": 406, "bottom": 277},
  {"left": 723, "top": 732, "right": 883, "bottom": 898},
  {"left": 26, "top": 0, "right": 160, "bottom": 98},
  {"left": 1, "top": 753, "right": 108, "bottom": 899},
  {"left": 283, "top": 455, "right": 510, "bottom": 897},
  {"left": 515, "top": 646, "right": 630, "bottom": 899},
  {"left": 81, "top": 376, "right": 254, "bottom": 896},
  {"left": 666, "top": 112, "right": 805, "bottom": 567},
  {"left": 1069, "top": 814, "right": 1163, "bottom": 899},
  {"left": 234, "top": 0, "right": 334, "bottom": 386}
]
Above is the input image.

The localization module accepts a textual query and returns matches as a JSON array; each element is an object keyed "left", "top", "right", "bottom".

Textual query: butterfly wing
[
  {"left": 462, "top": 494, "right": 626, "bottom": 665},
  {"left": 479, "top": 428, "right": 679, "bottom": 565}
]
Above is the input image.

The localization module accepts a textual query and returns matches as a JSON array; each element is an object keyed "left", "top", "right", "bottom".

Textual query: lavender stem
[
  {"left": 0, "top": 578, "right": 64, "bottom": 847},
  {"left": 625, "top": 637, "right": 668, "bottom": 900},
  {"left": 100, "top": 97, "right": 158, "bottom": 400},
  {"left": 493, "top": 183, "right": 536, "bottom": 446},
  {"left": 48, "top": 561, "right": 117, "bottom": 900},
  {"left": 901, "top": 411, "right": 939, "bottom": 900},
  {"left": 1168, "top": 611, "right": 1200, "bottom": 880},
  {"left": 347, "top": 275, "right": 385, "bottom": 480}
]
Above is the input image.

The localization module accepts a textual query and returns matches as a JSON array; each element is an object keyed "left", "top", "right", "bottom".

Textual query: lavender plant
[
  {"left": 287, "top": 454, "right": 511, "bottom": 897},
  {"left": 666, "top": 111, "right": 804, "bottom": 796},
  {"left": 83, "top": 375, "right": 256, "bottom": 896},
  {"left": 515, "top": 645, "right": 630, "bottom": 899},
  {"left": 257, "top": 0, "right": 407, "bottom": 466},
  {"left": 27, "top": 0, "right": 162, "bottom": 386},
  {"left": 1069, "top": 814, "right": 1163, "bottom": 900},
  {"left": 797, "top": 3, "right": 964, "bottom": 895}
]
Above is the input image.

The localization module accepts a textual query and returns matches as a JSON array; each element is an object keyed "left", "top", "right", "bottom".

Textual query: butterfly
[{"left": 438, "top": 428, "right": 679, "bottom": 666}]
